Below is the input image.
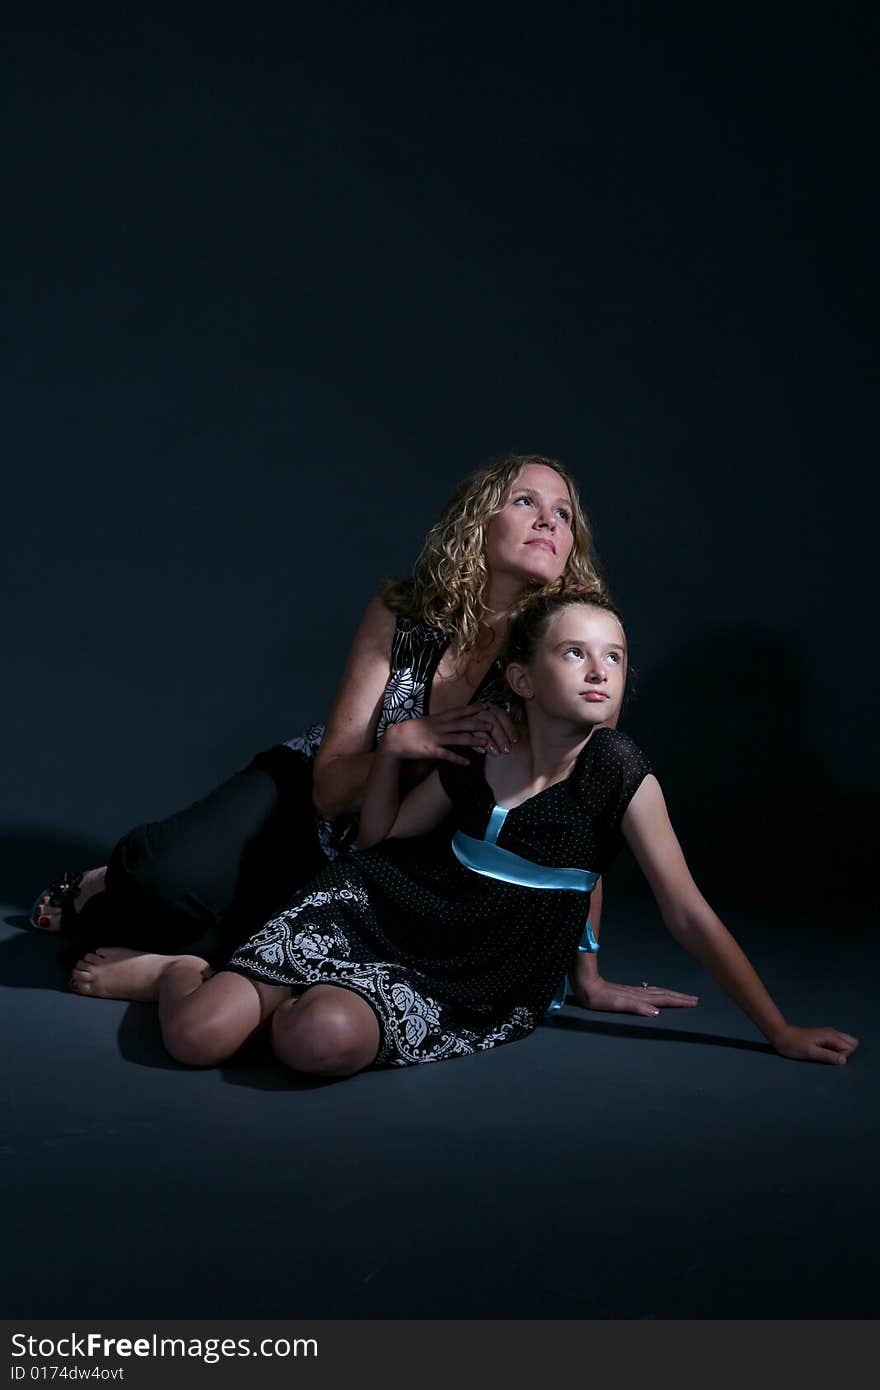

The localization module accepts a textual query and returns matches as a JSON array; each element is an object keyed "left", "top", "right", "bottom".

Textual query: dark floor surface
[{"left": 1, "top": 900, "right": 876, "bottom": 1319}]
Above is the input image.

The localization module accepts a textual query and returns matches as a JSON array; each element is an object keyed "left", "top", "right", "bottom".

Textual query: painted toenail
[{"left": 38, "top": 916, "right": 50, "bottom": 926}]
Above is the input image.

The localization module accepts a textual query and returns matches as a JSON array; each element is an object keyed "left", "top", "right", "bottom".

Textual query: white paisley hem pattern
[{"left": 225, "top": 891, "right": 538, "bottom": 1068}]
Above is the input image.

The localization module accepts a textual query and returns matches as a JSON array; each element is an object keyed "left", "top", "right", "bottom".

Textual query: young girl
[{"left": 82, "top": 586, "right": 858, "bottom": 1072}]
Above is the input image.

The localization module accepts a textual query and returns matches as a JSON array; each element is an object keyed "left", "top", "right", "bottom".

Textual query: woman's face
[{"left": 484, "top": 464, "right": 576, "bottom": 586}]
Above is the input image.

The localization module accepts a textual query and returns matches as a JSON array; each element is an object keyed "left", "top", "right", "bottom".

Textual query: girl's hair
[
  {"left": 380, "top": 454, "right": 606, "bottom": 653},
  {"left": 501, "top": 581, "right": 627, "bottom": 675}
]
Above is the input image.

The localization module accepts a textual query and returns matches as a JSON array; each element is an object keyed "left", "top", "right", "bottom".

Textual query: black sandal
[{"left": 29, "top": 871, "right": 84, "bottom": 933}]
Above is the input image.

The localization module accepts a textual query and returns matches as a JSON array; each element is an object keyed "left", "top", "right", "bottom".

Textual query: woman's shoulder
[
  {"left": 351, "top": 590, "right": 443, "bottom": 665},
  {"left": 376, "top": 580, "right": 447, "bottom": 646},
  {"left": 394, "top": 613, "right": 446, "bottom": 642},
  {"left": 388, "top": 614, "right": 447, "bottom": 674}
]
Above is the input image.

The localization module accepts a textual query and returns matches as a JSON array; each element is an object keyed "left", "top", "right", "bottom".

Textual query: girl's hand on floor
[
  {"left": 570, "top": 977, "right": 699, "bottom": 1018},
  {"left": 772, "top": 1024, "right": 859, "bottom": 1065}
]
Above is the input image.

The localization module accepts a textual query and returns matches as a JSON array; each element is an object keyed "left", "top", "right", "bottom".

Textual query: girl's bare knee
[
  {"left": 163, "top": 1011, "right": 238, "bottom": 1068},
  {"left": 271, "top": 992, "right": 379, "bottom": 1076}
]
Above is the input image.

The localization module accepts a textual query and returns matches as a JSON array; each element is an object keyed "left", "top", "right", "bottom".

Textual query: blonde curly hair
[{"left": 380, "top": 454, "right": 607, "bottom": 653}]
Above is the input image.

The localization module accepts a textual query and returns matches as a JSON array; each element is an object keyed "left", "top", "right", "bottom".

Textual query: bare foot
[
  {"left": 70, "top": 947, "right": 211, "bottom": 1003},
  {"left": 35, "top": 866, "right": 107, "bottom": 933}
]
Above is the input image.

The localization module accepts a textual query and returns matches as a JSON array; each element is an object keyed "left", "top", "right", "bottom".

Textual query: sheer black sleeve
[
  {"left": 605, "top": 731, "right": 652, "bottom": 828},
  {"left": 575, "top": 728, "right": 653, "bottom": 851}
]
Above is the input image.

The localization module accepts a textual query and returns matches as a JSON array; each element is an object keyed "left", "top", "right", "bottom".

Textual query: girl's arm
[
  {"left": 622, "top": 775, "right": 859, "bottom": 1065},
  {"left": 569, "top": 708, "right": 699, "bottom": 1017},
  {"left": 568, "top": 884, "right": 700, "bottom": 1017},
  {"left": 356, "top": 722, "right": 464, "bottom": 849}
]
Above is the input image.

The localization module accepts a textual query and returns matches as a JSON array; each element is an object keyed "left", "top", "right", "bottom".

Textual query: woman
[{"left": 57, "top": 454, "right": 692, "bottom": 1016}]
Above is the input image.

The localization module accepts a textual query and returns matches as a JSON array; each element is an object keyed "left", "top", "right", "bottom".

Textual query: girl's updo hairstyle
[
  {"left": 501, "top": 581, "right": 627, "bottom": 716},
  {"left": 381, "top": 454, "right": 606, "bottom": 654}
]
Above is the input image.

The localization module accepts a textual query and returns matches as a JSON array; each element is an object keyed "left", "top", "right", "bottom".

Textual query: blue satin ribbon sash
[{"left": 451, "top": 805, "right": 599, "bottom": 1015}]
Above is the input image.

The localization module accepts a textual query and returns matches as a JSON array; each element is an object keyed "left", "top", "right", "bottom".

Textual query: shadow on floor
[
  {"left": 0, "top": 925, "right": 70, "bottom": 991},
  {"left": 115, "top": 997, "right": 340, "bottom": 1090},
  {"left": 542, "top": 1010, "right": 772, "bottom": 1054}
]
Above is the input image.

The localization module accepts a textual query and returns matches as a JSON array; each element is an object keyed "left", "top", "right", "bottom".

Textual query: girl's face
[
  {"left": 511, "top": 604, "right": 627, "bottom": 727},
  {"left": 484, "top": 464, "right": 575, "bottom": 586}
]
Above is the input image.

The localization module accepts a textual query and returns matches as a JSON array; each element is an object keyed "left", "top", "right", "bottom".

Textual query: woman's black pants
[{"left": 68, "top": 746, "right": 327, "bottom": 964}]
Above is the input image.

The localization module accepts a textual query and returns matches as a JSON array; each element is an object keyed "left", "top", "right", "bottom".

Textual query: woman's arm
[
  {"left": 311, "top": 594, "right": 399, "bottom": 821},
  {"left": 622, "top": 776, "right": 859, "bottom": 1064}
]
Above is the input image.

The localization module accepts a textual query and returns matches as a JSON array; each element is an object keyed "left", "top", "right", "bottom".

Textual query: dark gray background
[
  {"left": 2, "top": 1, "right": 877, "bottom": 1325},
  {"left": 4, "top": 2, "right": 876, "bottom": 914}
]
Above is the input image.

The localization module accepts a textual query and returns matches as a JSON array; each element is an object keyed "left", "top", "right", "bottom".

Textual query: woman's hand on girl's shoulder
[
  {"left": 770, "top": 1023, "right": 859, "bottom": 1065},
  {"left": 381, "top": 704, "right": 515, "bottom": 766}
]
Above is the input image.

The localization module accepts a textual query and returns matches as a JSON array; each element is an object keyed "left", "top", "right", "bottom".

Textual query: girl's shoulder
[
  {"left": 587, "top": 725, "right": 650, "bottom": 766},
  {"left": 572, "top": 727, "right": 653, "bottom": 809}
]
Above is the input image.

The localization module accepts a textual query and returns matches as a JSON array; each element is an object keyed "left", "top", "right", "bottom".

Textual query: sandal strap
[{"left": 44, "top": 871, "right": 84, "bottom": 908}]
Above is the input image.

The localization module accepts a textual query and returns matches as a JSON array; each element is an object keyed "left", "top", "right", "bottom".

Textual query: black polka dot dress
[{"left": 226, "top": 728, "right": 652, "bottom": 1067}]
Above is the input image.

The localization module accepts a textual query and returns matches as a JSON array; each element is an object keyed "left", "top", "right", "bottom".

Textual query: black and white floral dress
[{"left": 227, "top": 728, "right": 652, "bottom": 1067}]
